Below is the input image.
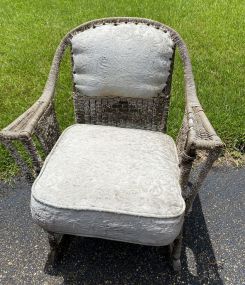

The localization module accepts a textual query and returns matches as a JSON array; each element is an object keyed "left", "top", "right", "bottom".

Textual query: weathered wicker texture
[
  {"left": 0, "top": 17, "right": 223, "bottom": 181},
  {"left": 74, "top": 94, "right": 170, "bottom": 131},
  {"left": 0, "top": 17, "right": 224, "bottom": 270}
]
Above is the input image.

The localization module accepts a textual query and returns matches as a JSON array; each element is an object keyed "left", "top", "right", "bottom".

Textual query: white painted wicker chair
[{"left": 0, "top": 18, "right": 223, "bottom": 271}]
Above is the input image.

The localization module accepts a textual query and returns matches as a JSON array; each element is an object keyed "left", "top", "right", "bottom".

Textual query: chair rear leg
[{"left": 170, "top": 231, "right": 183, "bottom": 272}]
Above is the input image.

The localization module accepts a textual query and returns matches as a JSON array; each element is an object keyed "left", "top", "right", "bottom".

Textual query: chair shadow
[{"left": 44, "top": 196, "right": 223, "bottom": 285}]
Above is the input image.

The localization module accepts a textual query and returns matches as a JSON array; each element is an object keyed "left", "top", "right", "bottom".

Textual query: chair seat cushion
[{"left": 31, "top": 124, "right": 185, "bottom": 246}]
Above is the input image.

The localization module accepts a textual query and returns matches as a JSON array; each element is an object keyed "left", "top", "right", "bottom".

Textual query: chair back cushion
[{"left": 71, "top": 23, "right": 174, "bottom": 99}]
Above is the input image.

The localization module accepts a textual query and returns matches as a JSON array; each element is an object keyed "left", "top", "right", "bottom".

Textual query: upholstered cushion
[
  {"left": 71, "top": 23, "right": 174, "bottom": 98},
  {"left": 31, "top": 124, "right": 185, "bottom": 246}
]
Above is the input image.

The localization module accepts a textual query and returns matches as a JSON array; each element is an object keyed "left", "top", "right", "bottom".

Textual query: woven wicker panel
[
  {"left": 34, "top": 103, "right": 60, "bottom": 154},
  {"left": 73, "top": 94, "right": 170, "bottom": 132}
]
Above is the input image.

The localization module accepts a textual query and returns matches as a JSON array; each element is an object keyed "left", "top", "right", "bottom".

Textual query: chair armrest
[
  {"left": 0, "top": 37, "right": 67, "bottom": 140},
  {"left": 177, "top": 101, "right": 223, "bottom": 165},
  {"left": 0, "top": 38, "right": 67, "bottom": 180},
  {"left": 185, "top": 104, "right": 224, "bottom": 152},
  {"left": 0, "top": 100, "right": 51, "bottom": 140},
  {"left": 173, "top": 29, "right": 224, "bottom": 154},
  {"left": 172, "top": 30, "right": 224, "bottom": 211},
  {"left": 178, "top": 104, "right": 224, "bottom": 211}
]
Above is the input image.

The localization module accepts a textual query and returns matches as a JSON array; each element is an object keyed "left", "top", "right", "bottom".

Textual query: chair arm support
[
  {"left": 0, "top": 100, "right": 52, "bottom": 140},
  {"left": 177, "top": 108, "right": 223, "bottom": 212},
  {"left": 172, "top": 31, "right": 224, "bottom": 208},
  {"left": 0, "top": 101, "right": 60, "bottom": 181},
  {"left": 0, "top": 37, "right": 68, "bottom": 180},
  {"left": 184, "top": 148, "right": 221, "bottom": 212},
  {"left": 177, "top": 107, "right": 223, "bottom": 210}
]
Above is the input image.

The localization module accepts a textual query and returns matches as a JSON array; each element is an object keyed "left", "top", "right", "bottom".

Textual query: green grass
[{"left": 0, "top": 0, "right": 244, "bottom": 179}]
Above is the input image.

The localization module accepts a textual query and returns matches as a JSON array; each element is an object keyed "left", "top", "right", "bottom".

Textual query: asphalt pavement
[{"left": 0, "top": 167, "right": 244, "bottom": 285}]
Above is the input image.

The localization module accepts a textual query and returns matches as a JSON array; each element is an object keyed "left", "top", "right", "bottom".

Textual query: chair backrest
[{"left": 70, "top": 18, "right": 176, "bottom": 132}]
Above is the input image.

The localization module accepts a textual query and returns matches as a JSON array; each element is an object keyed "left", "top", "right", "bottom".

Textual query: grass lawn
[{"left": 0, "top": 0, "right": 244, "bottom": 179}]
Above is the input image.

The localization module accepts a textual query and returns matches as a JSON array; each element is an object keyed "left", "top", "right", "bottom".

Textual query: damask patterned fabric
[
  {"left": 71, "top": 23, "right": 174, "bottom": 98},
  {"left": 31, "top": 124, "right": 185, "bottom": 245}
]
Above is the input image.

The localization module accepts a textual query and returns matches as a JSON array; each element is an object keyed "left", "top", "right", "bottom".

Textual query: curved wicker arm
[
  {"left": 0, "top": 35, "right": 68, "bottom": 139},
  {"left": 0, "top": 37, "right": 69, "bottom": 180},
  {"left": 172, "top": 31, "right": 223, "bottom": 151},
  {"left": 172, "top": 32, "right": 224, "bottom": 209}
]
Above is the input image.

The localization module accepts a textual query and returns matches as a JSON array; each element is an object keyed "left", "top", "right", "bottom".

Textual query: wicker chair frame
[{"left": 0, "top": 17, "right": 223, "bottom": 271}]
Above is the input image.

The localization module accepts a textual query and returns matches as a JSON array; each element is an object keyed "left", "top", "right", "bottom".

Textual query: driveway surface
[{"left": 0, "top": 167, "right": 244, "bottom": 285}]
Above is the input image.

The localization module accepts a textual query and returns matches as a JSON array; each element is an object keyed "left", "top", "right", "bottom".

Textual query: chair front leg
[
  {"left": 170, "top": 230, "right": 183, "bottom": 272},
  {"left": 185, "top": 148, "right": 221, "bottom": 212},
  {"left": 172, "top": 147, "right": 221, "bottom": 272},
  {"left": 47, "top": 232, "right": 63, "bottom": 264}
]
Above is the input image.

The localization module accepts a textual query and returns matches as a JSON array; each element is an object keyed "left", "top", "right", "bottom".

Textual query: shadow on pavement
[{"left": 44, "top": 196, "right": 223, "bottom": 285}]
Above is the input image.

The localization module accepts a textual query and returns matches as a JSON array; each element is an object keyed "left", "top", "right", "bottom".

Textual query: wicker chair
[{"left": 0, "top": 18, "right": 223, "bottom": 271}]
